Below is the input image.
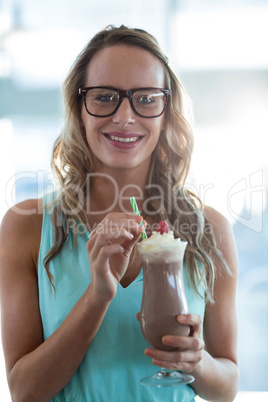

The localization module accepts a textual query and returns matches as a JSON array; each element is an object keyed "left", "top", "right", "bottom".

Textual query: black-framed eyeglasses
[{"left": 78, "top": 86, "right": 171, "bottom": 118}]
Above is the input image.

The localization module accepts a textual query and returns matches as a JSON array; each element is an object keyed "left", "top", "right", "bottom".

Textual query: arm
[
  {"left": 0, "top": 200, "right": 111, "bottom": 402},
  {"left": 192, "top": 206, "right": 239, "bottom": 401},
  {"left": 144, "top": 207, "right": 239, "bottom": 401},
  {"left": 0, "top": 202, "right": 143, "bottom": 402}
]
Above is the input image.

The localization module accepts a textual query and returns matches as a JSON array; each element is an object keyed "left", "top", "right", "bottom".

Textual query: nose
[{"left": 112, "top": 98, "right": 136, "bottom": 126}]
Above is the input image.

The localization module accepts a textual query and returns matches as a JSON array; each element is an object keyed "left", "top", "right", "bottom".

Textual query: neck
[{"left": 86, "top": 164, "right": 150, "bottom": 219}]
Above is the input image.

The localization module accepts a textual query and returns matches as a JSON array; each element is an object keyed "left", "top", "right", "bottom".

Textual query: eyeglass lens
[{"left": 84, "top": 88, "right": 166, "bottom": 117}]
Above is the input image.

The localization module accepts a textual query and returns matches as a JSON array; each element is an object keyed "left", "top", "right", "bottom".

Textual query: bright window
[{"left": 0, "top": 1, "right": 267, "bottom": 400}]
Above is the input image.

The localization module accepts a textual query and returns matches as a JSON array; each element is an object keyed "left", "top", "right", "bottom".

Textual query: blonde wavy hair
[{"left": 44, "top": 25, "right": 228, "bottom": 302}]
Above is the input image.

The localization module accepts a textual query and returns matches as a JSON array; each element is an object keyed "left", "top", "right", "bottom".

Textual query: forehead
[{"left": 85, "top": 44, "right": 165, "bottom": 88}]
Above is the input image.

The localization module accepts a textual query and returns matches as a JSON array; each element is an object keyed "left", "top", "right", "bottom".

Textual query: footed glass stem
[{"left": 140, "top": 368, "right": 195, "bottom": 387}]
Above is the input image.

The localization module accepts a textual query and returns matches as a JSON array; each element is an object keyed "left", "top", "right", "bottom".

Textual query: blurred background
[{"left": 0, "top": 0, "right": 267, "bottom": 400}]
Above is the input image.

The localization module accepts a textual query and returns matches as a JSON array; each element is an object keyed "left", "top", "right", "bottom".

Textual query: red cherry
[{"left": 156, "top": 220, "right": 169, "bottom": 234}]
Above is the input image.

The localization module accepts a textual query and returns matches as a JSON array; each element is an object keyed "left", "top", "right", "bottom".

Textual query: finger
[
  {"left": 120, "top": 230, "right": 143, "bottom": 254},
  {"left": 97, "top": 243, "right": 125, "bottom": 267},
  {"left": 152, "top": 358, "right": 200, "bottom": 373},
  {"left": 88, "top": 227, "right": 135, "bottom": 259},
  {"left": 88, "top": 213, "right": 145, "bottom": 242},
  {"left": 136, "top": 312, "right": 140, "bottom": 322},
  {"left": 145, "top": 348, "right": 203, "bottom": 368},
  {"left": 161, "top": 335, "right": 188, "bottom": 350},
  {"left": 97, "top": 219, "right": 144, "bottom": 239},
  {"left": 177, "top": 314, "right": 203, "bottom": 337},
  {"left": 103, "top": 213, "right": 144, "bottom": 226},
  {"left": 161, "top": 334, "right": 204, "bottom": 351}
]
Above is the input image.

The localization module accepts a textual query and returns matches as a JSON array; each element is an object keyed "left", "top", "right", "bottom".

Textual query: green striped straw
[{"left": 130, "top": 197, "right": 147, "bottom": 239}]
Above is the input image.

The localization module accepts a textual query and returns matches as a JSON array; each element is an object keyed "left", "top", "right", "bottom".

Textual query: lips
[{"left": 103, "top": 132, "right": 144, "bottom": 148}]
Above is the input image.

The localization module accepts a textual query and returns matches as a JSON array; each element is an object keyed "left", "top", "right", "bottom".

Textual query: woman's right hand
[
  {"left": 86, "top": 213, "right": 145, "bottom": 301},
  {"left": 1, "top": 204, "right": 146, "bottom": 401}
]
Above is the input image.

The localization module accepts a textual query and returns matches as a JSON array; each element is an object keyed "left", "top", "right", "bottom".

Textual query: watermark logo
[
  {"left": 3, "top": 169, "right": 266, "bottom": 233},
  {"left": 227, "top": 170, "right": 265, "bottom": 232}
]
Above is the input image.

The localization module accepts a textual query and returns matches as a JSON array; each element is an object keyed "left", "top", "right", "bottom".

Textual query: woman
[{"left": 0, "top": 25, "right": 238, "bottom": 401}]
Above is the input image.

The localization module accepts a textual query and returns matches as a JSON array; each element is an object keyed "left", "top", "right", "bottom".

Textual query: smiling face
[{"left": 80, "top": 44, "right": 166, "bottom": 174}]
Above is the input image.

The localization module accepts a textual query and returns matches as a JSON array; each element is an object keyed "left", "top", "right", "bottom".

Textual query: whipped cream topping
[{"left": 138, "top": 230, "right": 187, "bottom": 260}]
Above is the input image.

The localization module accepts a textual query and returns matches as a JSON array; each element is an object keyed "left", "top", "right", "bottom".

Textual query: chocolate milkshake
[{"left": 138, "top": 230, "right": 189, "bottom": 351}]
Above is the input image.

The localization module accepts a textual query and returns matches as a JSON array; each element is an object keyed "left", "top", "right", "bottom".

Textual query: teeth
[{"left": 109, "top": 135, "right": 139, "bottom": 143}]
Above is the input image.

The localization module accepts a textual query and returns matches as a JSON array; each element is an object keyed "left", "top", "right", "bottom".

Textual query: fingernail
[
  {"left": 178, "top": 315, "right": 187, "bottom": 322},
  {"left": 128, "top": 232, "right": 134, "bottom": 239},
  {"left": 162, "top": 336, "right": 172, "bottom": 345},
  {"left": 145, "top": 348, "right": 155, "bottom": 357}
]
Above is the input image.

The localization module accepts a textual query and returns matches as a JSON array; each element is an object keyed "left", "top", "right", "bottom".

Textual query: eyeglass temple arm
[{"left": 79, "top": 88, "right": 87, "bottom": 96}]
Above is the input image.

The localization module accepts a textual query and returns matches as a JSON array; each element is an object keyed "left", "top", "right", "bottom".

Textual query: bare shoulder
[
  {"left": 0, "top": 199, "right": 45, "bottom": 373},
  {"left": 0, "top": 198, "right": 43, "bottom": 271},
  {"left": 1, "top": 198, "right": 43, "bottom": 224},
  {"left": 1, "top": 198, "right": 43, "bottom": 231},
  {"left": 204, "top": 205, "right": 238, "bottom": 274},
  {"left": 204, "top": 205, "right": 232, "bottom": 236}
]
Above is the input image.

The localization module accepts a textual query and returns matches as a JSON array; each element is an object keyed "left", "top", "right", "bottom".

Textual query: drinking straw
[{"left": 130, "top": 197, "right": 147, "bottom": 239}]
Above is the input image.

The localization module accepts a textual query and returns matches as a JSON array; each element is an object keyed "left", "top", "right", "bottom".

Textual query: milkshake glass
[{"left": 137, "top": 230, "right": 195, "bottom": 387}]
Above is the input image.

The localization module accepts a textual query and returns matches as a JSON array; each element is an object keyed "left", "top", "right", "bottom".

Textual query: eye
[
  {"left": 137, "top": 95, "right": 155, "bottom": 105},
  {"left": 95, "top": 93, "right": 118, "bottom": 103}
]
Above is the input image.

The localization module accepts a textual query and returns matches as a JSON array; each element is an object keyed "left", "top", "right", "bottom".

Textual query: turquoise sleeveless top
[{"left": 38, "top": 192, "right": 206, "bottom": 402}]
